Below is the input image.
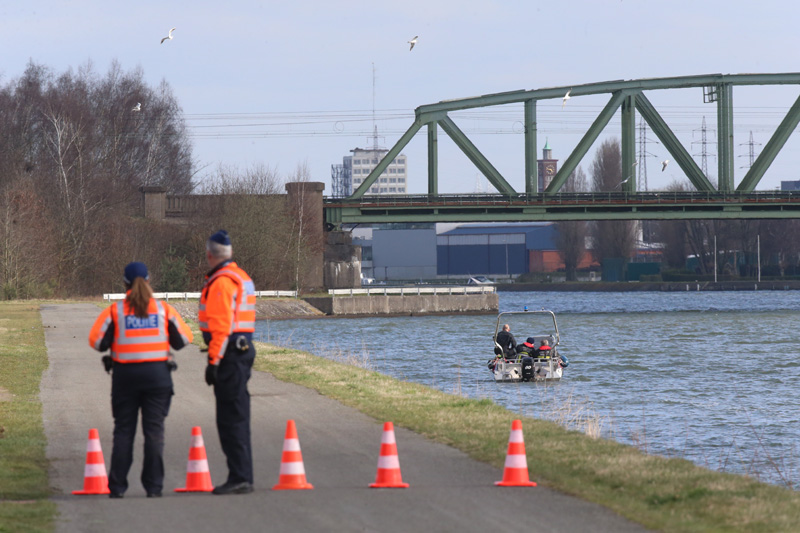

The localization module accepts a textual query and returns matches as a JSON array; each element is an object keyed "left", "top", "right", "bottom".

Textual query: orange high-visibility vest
[
  {"left": 198, "top": 262, "right": 256, "bottom": 364},
  {"left": 89, "top": 298, "right": 190, "bottom": 363}
]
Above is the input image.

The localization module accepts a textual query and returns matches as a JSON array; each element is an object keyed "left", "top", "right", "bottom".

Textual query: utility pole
[
  {"left": 692, "top": 116, "right": 716, "bottom": 179},
  {"left": 738, "top": 131, "right": 761, "bottom": 169},
  {"left": 636, "top": 118, "right": 659, "bottom": 191}
]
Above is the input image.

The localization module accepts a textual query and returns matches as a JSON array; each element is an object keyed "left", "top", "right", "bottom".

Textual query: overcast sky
[{"left": 3, "top": 0, "right": 800, "bottom": 193}]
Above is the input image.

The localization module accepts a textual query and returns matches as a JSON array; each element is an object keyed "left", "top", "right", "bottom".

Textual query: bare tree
[
  {"left": 555, "top": 167, "right": 588, "bottom": 281},
  {"left": 191, "top": 163, "right": 295, "bottom": 289},
  {"left": 590, "top": 139, "right": 636, "bottom": 274},
  {"left": 0, "top": 180, "right": 58, "bottom": 298},
  {"left": 0, "top": 60, "right": 195, "bottom": 294},
  {"left": 283, "top": 162, "right": 324, "bottom": 292},
  {"left": 653, "top": 180, "right": 691, "bottom": 270}
]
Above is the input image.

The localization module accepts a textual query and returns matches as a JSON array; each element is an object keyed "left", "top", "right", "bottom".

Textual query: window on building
[
  {"left": 397, "top": 168, "right": 405, "bottom": 174},
  {"left": 379, "top": 178, "right": 387, "bottom": 183},
  {"left": 397, "top": 158, "right": 405, "bottom": 164},
  {"left": 353, "top": 169, "right": 360, "bottom": 174},
  {"left": 389, "top": 178, "right": 396, "bottom": 183},
  {"left": 361, "top": 246, "right": 373, "bottom": 261},
  {"left": 353, "top": 159, "right": 360, "bottom": 165},
  {"left": 389, "top": 187, "right": 397, "bottom": 192},
  {"left": 389, "top": 168, "right": 396, "bottom": 174},
  {"left": 399, "top": 188, "right": 406, "bottom": 193},
  {"left": 380, "top": 188, "right": 387, "bottom": 193}
]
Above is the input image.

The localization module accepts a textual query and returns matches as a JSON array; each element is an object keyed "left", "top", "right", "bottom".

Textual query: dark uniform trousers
[
  {"left": 214, "top": 333, "right": 256, "bottom": 485},
  {"left": 109, "top": 362, "right": 173, "bottom": 495}
]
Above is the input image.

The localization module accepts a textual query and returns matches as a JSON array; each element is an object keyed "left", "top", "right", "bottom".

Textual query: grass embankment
[
  {"left": 254, "top": 342, "right": 800, "bottom": 532},
  {"left": 0, "top": 302, "right": 56, "bottom": 533}
]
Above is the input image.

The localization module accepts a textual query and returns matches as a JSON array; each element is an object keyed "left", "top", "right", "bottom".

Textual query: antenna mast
[{"left": 372, "top": 63, "right": 379, "bottom": 150}]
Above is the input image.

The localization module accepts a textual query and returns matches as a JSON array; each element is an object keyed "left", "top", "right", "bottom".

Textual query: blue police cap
[
  {"left": 209, "top": 230, "right": 231, "bottom": 246},
  {"left": 123, "top": 262, "right": 149, "bottom": 284}
]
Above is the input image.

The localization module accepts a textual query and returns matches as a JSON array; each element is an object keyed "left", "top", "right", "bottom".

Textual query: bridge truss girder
[
  {"left": 348, "top": 73, "right": 800, "bottom": 200},
  {"left": 325, "top": 192, "right": 800, "bottom": 226}
]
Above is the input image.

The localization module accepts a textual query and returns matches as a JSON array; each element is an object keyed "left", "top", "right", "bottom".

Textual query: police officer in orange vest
[
  {"left": 199, "top": 230, "right": 257, "bottom": 495},
  {"left": 88, "top": 262, "right": 193, "bottom": 498}
]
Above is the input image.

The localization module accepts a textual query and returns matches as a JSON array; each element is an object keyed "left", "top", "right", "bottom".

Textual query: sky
[{"left": 3, "top": 0, "right": 800, "bottom": 194}]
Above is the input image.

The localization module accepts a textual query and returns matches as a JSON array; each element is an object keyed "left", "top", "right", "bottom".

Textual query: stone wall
[
  {"left": 302, "top": 293, "right": 498, "bottom": 316},
  {"left": 140, "top": 182, "right": 351, "bottom": 291}
]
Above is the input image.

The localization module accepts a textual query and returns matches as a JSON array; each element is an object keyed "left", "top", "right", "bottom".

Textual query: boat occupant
[
  {"left": 516, "top": 337, "right": 536, "bottom": 357},
  {"left": 494, "top": 324, "right": 517, "bottom": 358},
  {"left": 536, "top": 338, "right": 553, "bottom": 359}
]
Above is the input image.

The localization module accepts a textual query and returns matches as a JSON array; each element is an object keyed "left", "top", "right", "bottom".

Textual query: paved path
[{"left": 40, "top": 303, "right": 648, "bottom": 532}]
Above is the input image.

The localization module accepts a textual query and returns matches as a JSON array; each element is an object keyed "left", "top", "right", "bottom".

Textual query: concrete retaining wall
[{"left": 303, "top": 293, "right": 498, "bottom": 316}]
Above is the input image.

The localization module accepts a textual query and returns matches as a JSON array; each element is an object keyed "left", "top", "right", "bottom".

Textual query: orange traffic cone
[
  {"left": 369, "top": 422, "right": 409, "bottom": 488},
  {"left": 272, "top": 420, "right": 313, "bottom": 490},
  {"left": 174, "top": 426, "right": 213, "bottom": 492},
  {"left": 495, "top": 419, "right": 537, "bottom": 487},
  {"left": 72, "top": 428, "right": 111, "bottom": 495}
]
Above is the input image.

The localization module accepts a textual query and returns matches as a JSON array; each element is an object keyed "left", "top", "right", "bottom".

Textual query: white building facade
[{"left": 349, "top": 148, "right": 407, "bottom": 195}]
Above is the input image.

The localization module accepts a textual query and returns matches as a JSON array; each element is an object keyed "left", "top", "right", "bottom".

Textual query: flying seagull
[
  {"left": 562, "top": 89, "right": 571, "bottom": 109},
  {"left": 661, "top": 159, "right": 669, "bottom": 172},
  {"left": 131, "top": 102, "right": 141, "bottom": 112},
  {"left": 408, "top": 35, "right": 418, "bottom": 51},
  {"left": 161, "top": 27, "right": 176, "bottom": 44}
]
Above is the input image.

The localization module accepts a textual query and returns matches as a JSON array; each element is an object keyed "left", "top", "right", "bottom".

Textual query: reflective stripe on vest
[
  {"left": 198, "top": 263, "right": 256, "bottom": 333},
  {"left": 112, "top": 300, "right": 170, "bottom": 363}
]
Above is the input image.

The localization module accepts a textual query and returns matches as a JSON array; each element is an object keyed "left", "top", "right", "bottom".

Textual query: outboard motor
[{"left": 521, "top": 356, "right": 535, "bottom": 381}]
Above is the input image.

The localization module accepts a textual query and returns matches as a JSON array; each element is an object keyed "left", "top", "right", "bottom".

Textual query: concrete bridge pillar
[
  {"left": 324, "top": 231, "right": 361, "bottom": 289},
  {"left": 140, "top": 186, "right": 167, "bottom": 220}
]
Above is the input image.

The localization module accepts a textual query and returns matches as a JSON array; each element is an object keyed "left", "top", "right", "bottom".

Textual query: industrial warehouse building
[
  {"left": 351, "top": 222, "right": 600, "bottom": 282},
  {"left": 437, "top": 223, "right": 561, "bottom": 279}
]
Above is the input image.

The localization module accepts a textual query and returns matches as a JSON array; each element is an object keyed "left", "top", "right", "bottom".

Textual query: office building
[{"left": 332, "top": 147, "right": 407, "bottom": 196}]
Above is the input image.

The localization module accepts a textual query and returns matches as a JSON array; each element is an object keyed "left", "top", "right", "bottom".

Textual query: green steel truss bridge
[{"left": 324, "top": 73, "right": 800, "bottom": 226}]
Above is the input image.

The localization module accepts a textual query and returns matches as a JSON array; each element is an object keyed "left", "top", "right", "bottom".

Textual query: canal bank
[
  {"left": 252, "top": 340, "right": 800, "bottom": 532},
  {"left": 501, "top": 280, "right": 800, "bottom": 292},
  {"left": 167, "top": 290, "right": 498, "bottom": 320}
]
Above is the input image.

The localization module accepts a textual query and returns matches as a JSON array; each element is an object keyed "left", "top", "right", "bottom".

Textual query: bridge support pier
[{"left": 323, "top": 231, "right": 362, "bottom": 289}]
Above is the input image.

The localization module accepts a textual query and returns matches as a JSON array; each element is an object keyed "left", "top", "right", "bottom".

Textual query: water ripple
[{"left": 257, "top": 290, "right": 800, "bottom": 488}]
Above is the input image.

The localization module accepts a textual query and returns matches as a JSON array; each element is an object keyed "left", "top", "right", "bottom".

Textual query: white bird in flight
[
  {"left": 562, "top": 89, "right": 571, "bottom": 109},
  {"left": 661, "top": 159, "right": 669, "bottom": 171},
  {"left": 131, "top": 102, "right": 141, "bottom": 112},
  {"left": 161, "top": 27, "right": 176, "bottom": 44},
  {"left": 408, "top": 35, "right": 418, "bottom": 51}
]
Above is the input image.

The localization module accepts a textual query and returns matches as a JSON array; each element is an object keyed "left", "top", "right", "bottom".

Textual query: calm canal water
[{"left": 255, "top": 290, "right": 800, "bottom": 488}]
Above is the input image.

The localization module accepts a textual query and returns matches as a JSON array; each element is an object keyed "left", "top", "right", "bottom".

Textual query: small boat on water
[{"left": 488, "top": 309, "right": 569, "bottom": 382}]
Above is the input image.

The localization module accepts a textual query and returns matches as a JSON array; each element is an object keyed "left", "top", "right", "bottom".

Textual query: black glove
[
  {"left": 166, "top": 359, "right": 178, "bottom": 372},
  {"left": 205, "top": 363, "right": 218, "bottom": 386},
  {"left": 102, "top": 355, "right": 113, "bottom": 374}
]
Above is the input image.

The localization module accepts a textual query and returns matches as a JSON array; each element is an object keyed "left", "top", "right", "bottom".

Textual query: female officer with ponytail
[{"left": 88, "top": 262, "right": 193, "bottom": 498}]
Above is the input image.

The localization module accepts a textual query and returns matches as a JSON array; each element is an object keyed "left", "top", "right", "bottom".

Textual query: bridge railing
[
  {"left": 328, "top": 286, "right": 496, "bottom": 296},
  {"left": 325, "top": 190, "right": 800, "bottom": 206},
  {"left": 103, "top": 290, "right": 298, "bottom": 301}
]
